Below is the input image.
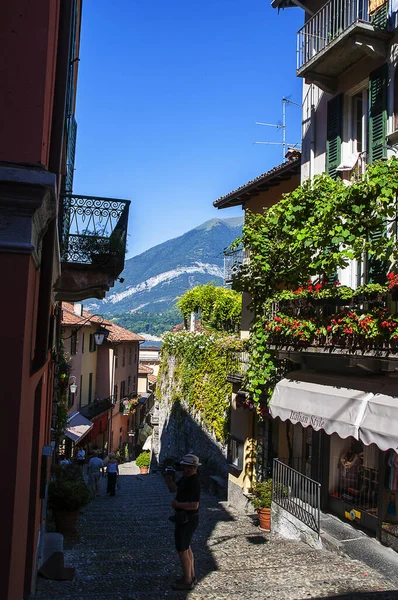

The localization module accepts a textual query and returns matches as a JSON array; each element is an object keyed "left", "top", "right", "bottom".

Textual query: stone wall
[{"left": 153, "top": 355, "right": 228, "bottom": 480}]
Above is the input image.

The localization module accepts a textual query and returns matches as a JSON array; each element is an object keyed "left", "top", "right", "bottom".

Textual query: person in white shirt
[
  {"left": 88, "top": 452, "right": 104, "bottom": 497},
  {"left": 76, "top": 447, "right": 86, "bottom": 469}
]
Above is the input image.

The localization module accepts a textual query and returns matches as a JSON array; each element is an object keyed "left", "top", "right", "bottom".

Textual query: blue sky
[{"left": 74, "top": 0, "right": 303, "bottom": 258}]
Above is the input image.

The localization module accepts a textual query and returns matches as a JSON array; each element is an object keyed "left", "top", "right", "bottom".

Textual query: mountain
[{"left": 86, "top": 216, "right": 243, "bottom": 317}]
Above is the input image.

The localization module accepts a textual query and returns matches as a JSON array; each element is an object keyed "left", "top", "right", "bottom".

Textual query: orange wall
[{"left": 0, "top": 0, "right": 60, "bottom": 166}]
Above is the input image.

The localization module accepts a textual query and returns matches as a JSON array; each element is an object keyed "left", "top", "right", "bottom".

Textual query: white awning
[
  {"left": 359, "top": 386, "right": 398, "bottom": 452},
  {"left": 64, "top": 412, "right": 93, "bottom": 444},
  {"left": 269, "top": 371, "right": 385, "bottom": 441}
]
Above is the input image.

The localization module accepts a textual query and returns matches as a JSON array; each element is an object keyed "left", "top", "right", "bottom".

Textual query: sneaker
[
  {"left": 175, "top": 576, "right": 197, "bottom": 586},
  {"left": 171, "top": 580, "right": 194, "bottom": 590}
]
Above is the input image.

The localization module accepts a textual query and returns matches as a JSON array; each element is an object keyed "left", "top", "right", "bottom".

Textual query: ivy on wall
[
  {"left": 231, "top": 158, "right": 398, "bottom": 409},
  {"left": 157, "top": 331, "right": 246, "bottom": 441}
]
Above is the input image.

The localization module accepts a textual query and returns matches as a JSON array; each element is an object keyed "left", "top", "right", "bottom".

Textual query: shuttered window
[
  {"left": 367, "top": 223, "right": 388, "bottom": 283},
  {"left": 326, "top": 94, "right": 343, "bottom": 179},
  {"left": 368, "top": 64, "right": 387, "bottom": 164}
]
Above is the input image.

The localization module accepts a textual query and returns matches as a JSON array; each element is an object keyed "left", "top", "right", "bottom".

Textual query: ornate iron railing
[
  {"left": 273, "top": 458, "right": 321, "bottom": 536},
  {"left": 226, "top": 351, "right": 250, "bottom": 383},
  {"left": 80, "top": 395, "right": 114, "bottom": 419},
  {"left": 60, "top": 194, "right": 130, "bottom": 268},
  {"left": 297, "top": 0, "right": 387, "bottom": 71},
  {"left": 224, "top": 248, "right": 249, "bottom": 283}
]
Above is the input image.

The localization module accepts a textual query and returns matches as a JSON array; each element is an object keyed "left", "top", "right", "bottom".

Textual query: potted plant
[
  {"left": 136, "top": 451, "right": 150, "bottom": 474},
  {"left": 251, "top": 479, "right": 273, "bottom": 532},
  {"left": 48, "top": 465, "right": 91, "bottom": 534}
]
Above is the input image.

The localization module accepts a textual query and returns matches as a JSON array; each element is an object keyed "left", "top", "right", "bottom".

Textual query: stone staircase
[{"left": 35, "top": 462, "right": 397, "bottom": 600}]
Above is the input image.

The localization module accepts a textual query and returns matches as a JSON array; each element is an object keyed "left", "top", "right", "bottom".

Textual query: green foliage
[
  {"left": 231, "top": 158, "right": 398, "bottom": 409},
  {"left": 136, "top": 451, "right": 151, "bottom": 468},
  {"left": 111, "top": 307, "right": 181, "bottom": 336},
  {"left": 177, "top": 284, "right": 242, "bottom": 333},
  {"left": 48, "top": 466, "right": 91, "bottom": 512},
  {"left": 251, "top": 479, "right": 273, "bottom": 509},
  {"left": 158, "top": 331, "right": 246, "bottom": 441}
]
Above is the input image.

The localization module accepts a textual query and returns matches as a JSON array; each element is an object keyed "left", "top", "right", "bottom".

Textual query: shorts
[
  {"left": 89, "top": 473, "right": 101, "bottom": 486},
  {"left": 174, "top": 514, "right": 199, "bottom": 552}
]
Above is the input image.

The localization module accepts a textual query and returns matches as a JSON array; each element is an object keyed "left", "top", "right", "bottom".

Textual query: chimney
[{"left": 74, "top": 303, "right": 83, "bottom": 316}]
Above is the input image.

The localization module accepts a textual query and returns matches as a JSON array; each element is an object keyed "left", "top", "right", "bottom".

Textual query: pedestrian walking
[
  {"left": 76, "top": 447, "right": 85, "bottom": 469},
  {"left": 165, "top": 454, "right": 201, "bottom": 591},
  {"left": 87, "top": 451, "right": 104, "bottom": 497},
  {"left": 106, "top": 452, "right": 119, "bottom": 496}
]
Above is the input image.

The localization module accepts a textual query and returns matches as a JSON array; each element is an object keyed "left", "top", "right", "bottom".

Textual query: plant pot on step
[
  {"left": 139, "top": 466, "right": 149, "bottom": 474},
  {"left": 54, "top": 510, "right": 81, "bottom": 535},
  {"left": 257, "top": 507, "right": 271, "bottom": 532}
]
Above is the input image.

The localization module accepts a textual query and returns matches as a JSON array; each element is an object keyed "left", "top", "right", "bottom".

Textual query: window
[
  {"left": 88, "top": 372, "right": 93, "bottom": 404},
  {"left": 115, "top": 347, "right": 118, "bottom": 369},
  {"left": 82, "top": 332, "right": 85, "bottom": 354},
  {"left": 79, "top": 375, "right": 82, "bottom": 408},
  {"left": 122, "top": 347, "right": 126, "bottom": 367},
  {"left": 120, "top": 380, "right": 126, "bottom": 399},
  {"left": 114, "top": 384, "right": 118, "bottom": 402},
  {"left": 129, "top": 346, "right": 132, "bottom": 365},
  {"left": 228, "top": 436, "right": 244, "bottom": 471},
  {"left": 68, "top": 389, "right": 73, "bottom": 409},
  {"left": 127, "top": 375, "right": 131, "bottom": 395},
  {"left": 120, "top": 427, "right": 123, "bottom": 433},
  {"left": 71, "top": 330, "right": 77, "bottom": 355},
  {"left": 89, "top": 333, "right": 96, "bottom": 352}
]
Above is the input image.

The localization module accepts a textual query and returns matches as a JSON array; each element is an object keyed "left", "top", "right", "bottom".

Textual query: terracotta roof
[
  {"left": 147, "top": 374, "right": 157, "bottom": 384},
  {"left": 139, "top": 364, "right": 154, "bottom": 374},
  {"left": 61, "top": 302, "right": 144, "bottom": 342},
  {"left": 213, "top": 151, "right": 301, "bottom": 209}
]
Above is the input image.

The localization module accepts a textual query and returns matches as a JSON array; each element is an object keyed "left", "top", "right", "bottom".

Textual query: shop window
[
  {"left": 71, "top": 330, "right": 77, "bottom": 355},
  {"left": 329, "top": 435, "right": 379, "bottom": 516},
  {"left": 89, "top": 334, "right": 96, "bottom": 352},
  {"left": 228, "top": 436, "right": 244, "bottom": 471}
]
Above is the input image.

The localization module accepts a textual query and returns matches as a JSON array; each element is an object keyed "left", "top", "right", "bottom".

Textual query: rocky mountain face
[{"left": 86, "top": 216, "right": 243, "bottom": 316}]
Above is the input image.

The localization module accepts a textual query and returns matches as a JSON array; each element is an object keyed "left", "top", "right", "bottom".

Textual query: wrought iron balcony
[
  {"left": 55, "top": 194, "right": 130, "bottom": 301},
  {"left": 226, "top": 351, "right": 250, "bottom": 384},
  {"left": 224, "top": 248, "right": 249, "bottom": 284},
  {"left": 297, "top": 0, "right": 390, "bottom": 91},
  {"left": 80, "top": 395, "right": 114, "bottom": 419}
]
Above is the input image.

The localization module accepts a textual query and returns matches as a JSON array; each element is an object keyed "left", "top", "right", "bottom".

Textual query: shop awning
[
  {"left": 359, "top": 387, "right": 398, "bottom": 452},
  {"left": 269, "top": 371, "right": 385, "bottom": 441},
  {"left": 64, "top": 412, "right": 93, "bottom": 444}
]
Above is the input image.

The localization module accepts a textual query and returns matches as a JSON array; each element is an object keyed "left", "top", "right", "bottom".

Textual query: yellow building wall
[
  {"left": 229, "top": 393, "right": 255, "bottom": 492},
  {"left": 80, "top": 324, "right": 99, "bottom": 407}
]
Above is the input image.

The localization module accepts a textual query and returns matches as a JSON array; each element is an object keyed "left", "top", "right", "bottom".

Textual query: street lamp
[
  {"left": 69, "top": 376, "right": 77, "bottom": 394},
  {"left": 94, "top": 326, "right": 110, "bottom": 346}
]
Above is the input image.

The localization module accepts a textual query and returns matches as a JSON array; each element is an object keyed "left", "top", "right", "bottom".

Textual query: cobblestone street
[{"left": 35, "top": 462, "right": 398, "bottom": 600}]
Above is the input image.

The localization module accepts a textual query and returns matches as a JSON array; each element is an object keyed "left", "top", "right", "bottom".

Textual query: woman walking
[{"left": 106, "top": 452, "right": 119, "bottom": 496}]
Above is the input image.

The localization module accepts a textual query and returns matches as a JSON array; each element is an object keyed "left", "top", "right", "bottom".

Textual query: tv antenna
[{"left": 255, "top": 96, "right": 301, "bottom": 161}]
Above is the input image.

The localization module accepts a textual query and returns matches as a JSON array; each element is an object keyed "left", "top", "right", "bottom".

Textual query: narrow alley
[{"left": 36, "top": 463, "right": 398, "bottom": 600}]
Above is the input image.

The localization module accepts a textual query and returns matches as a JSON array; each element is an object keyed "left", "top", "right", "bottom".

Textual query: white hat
[{"left": 180, "top": 454, "right": 201, "bottom": 466}]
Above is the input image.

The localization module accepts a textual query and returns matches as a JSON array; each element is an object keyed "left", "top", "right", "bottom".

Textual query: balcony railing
[
  {"left": 224, "top": 249, "right": 249, "bottom": 284},
  {"left": 60, "top": 194, "right": 130, "bottom": 269},
  {"left": 297, "top": 0, "right": 388, "bottom": 72},
  {"left": 273, "top": 458, "right": 321, "bottom": 536},
  {"left": 80, "top": 395, "right": 114, "bottom": 420},
  {"left": 226, "top": 351, "right": 250, "bottom": 384}
]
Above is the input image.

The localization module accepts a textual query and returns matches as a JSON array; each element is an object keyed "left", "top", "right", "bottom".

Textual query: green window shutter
[
  {"left": 371, "top": 4, "right": 388, "bottom": 29},
  {"left": 326, "top": 94, "right": 343, "bottom": 179},
  {"left": 368, "top": 64, "right": 387, "bottom": 164},
  {"left": 367, "top": 223, "right": 388, "bottom": 283}
]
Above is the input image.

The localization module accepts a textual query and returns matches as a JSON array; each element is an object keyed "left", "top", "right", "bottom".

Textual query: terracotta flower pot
[
  {"left": 257, "top": 507, "right": 271, "bottom": 532},
  {"left": 54, "top": 510, "right": 80, "bottom": 535},
  {"left": 139, "top": 467, "right": 149, "bottom": 474}
]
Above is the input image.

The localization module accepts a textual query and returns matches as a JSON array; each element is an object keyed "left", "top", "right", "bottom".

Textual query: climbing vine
[
  {"left": 177, "top": 283, "right": 242, "bottom": 333},
  {"left": 231, "top": 158, "right": 398, "bottom": 409},
  {"left": 157, "top": 331, "right": 246, "bottom": 441}
]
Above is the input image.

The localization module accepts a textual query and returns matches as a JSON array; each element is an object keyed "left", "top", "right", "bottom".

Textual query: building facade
[{"left": 0, "top": 3, "right": 130, "bottom": 597}]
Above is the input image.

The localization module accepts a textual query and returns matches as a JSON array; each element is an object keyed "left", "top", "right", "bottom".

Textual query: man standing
[
  {"left": 165, "top": 454, "right": 201, "bottom": 591},
  {"left": 87, "top": 451, "right": 104, "bottom": 497},
  {"left": 76, "top": 447, "right": 85, "bottom": 470}
]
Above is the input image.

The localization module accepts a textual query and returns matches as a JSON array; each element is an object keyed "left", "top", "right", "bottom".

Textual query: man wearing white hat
[{"left": 165, "top": 454, "right": 201, "bottom": 591}]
